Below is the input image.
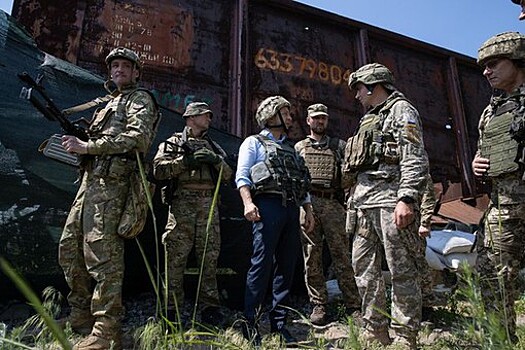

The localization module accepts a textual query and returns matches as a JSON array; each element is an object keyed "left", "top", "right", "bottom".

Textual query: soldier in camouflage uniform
[
  {"left": 153, "top": 102, "right": 232, "bottom": 325},
  {"left": 511, "top": 0, "right": 525, "bottom": 20},
  {"left": 59, "top": 47, "right": 159, "bottom": 350},
  {"left": 294, "top": 103, "right": 360, "bottom": 326},
  {"left": 343, "top": 63, "right": 429, "bottom": 349},
  {"left": 472, "top": 31, "right": 525, "bottom": 342}
]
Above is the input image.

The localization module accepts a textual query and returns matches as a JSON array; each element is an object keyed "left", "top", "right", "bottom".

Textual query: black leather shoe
[
  {"left": 241, "top": 321, "right": 261, "bottom": 348},
  {"left": 272, "top": 326, "right": 298, "bottom": 347}
]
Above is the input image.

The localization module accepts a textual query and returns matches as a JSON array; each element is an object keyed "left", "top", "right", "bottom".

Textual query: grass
[
  {"left": 2, "top": 281, "right": 525, "bottom": 349},
  {"left": 2, "top": 177, "right": 524, "bottom": 348}
]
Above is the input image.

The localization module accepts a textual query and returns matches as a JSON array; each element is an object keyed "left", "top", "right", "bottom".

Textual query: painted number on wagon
[{"left": 254, "top": 47, "right": 351, "bottom": 86}]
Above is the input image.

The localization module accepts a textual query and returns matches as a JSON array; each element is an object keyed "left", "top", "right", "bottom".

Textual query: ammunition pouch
[
  {"left": 39, "top": 134, "right": 82, "bottom": 167},
  {"left": 346, "top": 129, "right": 383, "bottom": 171},
  {"left": 345, "top": 201, "right": 357, "bottom": 236},
  {"left": 117, "top": 155, "right": 153, "bottom": 239}
]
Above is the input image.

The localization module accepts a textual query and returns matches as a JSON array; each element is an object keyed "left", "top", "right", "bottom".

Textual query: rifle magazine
[{"left": 39, "top": 134, "right": 81, "bottom": 167}]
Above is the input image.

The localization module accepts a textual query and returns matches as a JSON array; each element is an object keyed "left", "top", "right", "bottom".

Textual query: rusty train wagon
[
  {"left": 3, "top": 0, "right": 491, "bottom": 303},
  {"left": 12, "top": 0, "right": 492, "bottom": 198}
]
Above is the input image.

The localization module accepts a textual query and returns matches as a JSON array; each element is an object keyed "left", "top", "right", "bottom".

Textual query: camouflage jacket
[
  {"left": 87, "top": 85, "right": 158, "bottom": 156},
  {"left": 83, "top": 84, "right": 158, "bottom": 180},
  {"left": 348, "top": 91, "right": 429, "bottom": 209},
  {"left": 420, "top": 173, "right": 436, "bottom": 229},
  {"left": 152, "top": 126, "right": 232, "bottom": 187},
  {"left": 477, "top": 84, "right": 525, "bottom": 205}
]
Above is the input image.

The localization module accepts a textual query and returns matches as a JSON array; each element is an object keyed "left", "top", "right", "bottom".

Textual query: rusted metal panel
[
  {"left": 438, "top": 200, "right": 484, "bottom": 225},
  {"left": 11, "top": 0, "right": 492, "bottom": 198}
]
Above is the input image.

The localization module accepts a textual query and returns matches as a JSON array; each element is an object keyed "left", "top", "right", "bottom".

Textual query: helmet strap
[{"left": 265, "top": 109, "right": 288, "bottom": 132}]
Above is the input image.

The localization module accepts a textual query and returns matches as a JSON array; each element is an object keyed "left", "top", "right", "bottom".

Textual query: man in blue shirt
[{"left": 236, "top": 95, "right": 314, "bottom": 347}]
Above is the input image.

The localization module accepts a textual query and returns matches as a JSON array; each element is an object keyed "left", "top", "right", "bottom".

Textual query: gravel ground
[{"left": 0, "top": 275, "right": 464, "bottom": 349}]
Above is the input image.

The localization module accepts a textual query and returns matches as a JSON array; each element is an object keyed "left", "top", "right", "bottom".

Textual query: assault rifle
[{"left": 18, "top": 72, "right": 89, "bottom": 166}]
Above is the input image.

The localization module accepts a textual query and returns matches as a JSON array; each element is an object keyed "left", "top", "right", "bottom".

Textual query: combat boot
[
  {"left": 309, "top": 304, "right": 327, "bottom": 325},
  {"left": 392, "top": 335, "right": 417, "bottom": 350},
  {"left": 74, "top": 317, "right": 122, "bottom": 350},
  {"left": 73, "top": 334, "right": 122, "bottom": 350},
  {"left": 361, "top": 327, "right": 391, "bottom": 346},
  {"left": 56, "top": 309, "right": 94, "bottom": 336}
]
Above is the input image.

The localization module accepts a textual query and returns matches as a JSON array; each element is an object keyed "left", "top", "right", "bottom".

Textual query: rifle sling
[{"left": 62, "top": 94, "right": 114, "bottom": 115}]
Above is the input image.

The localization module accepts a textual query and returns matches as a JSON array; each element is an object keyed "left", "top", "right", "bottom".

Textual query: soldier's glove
[{"left": 193, "top": 148, "right": 222, "bottom": 165}]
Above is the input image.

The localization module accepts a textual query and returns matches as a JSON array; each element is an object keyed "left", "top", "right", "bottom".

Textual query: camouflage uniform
[
  {"left": 295, "top": 133, "right": 360, "bottom": 311},
  {"left": 153, "top": 104, "right": 232, "bottom": 311},
  {"left": 59, "top": 81, "right": 158, "bottom": 346},
  {"left": 419, "top": 174, "right": 436, "bottom": 305},
  {"left": 475, "top": 87, "right": 525, "bottom": 339},
  {"left": 473, "top": 32, "right": 525, "bottom": 340},
  {"left": 345, "top": 64, "right": 429, "bottom": 345}
]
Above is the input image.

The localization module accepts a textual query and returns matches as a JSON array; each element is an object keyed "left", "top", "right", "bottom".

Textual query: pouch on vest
[
  {"left": 250, "top": 161, "right": 276, "bottom": 191},
  {"left": 38, "top": 134, "right": 82, "bottom": 166},
  {"left": 117, "top": 170, "right": 152, "bottom": 239},
  {"left": 346, "top": 129, "right": 382, "bottom": 171}
]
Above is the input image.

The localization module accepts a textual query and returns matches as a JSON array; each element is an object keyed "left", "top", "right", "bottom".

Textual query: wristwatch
[{"left": 398, "top": 196, "right": 415, "bottom": 204}]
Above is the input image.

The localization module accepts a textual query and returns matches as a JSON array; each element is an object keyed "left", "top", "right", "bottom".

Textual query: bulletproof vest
[
  {"left": 250, "top": 135, "right": 311, "bottom": 206},
  {"left": 89, "top": 87, "right": 160, "bottom": 149},
  {"left": 345, "top": 96, "right": 404, "bottom": 172},
  {"left": 480, "top": 100, "right": 520, "bottom": 177},
  {"left": 87, "top": 88, "right": 160, "bottom": 176},
  {"left": 175, "top": 128, "right": 223, "bottom": 186},
  {"left": 345, "top": 113, "right": 383, "bottom": 171},
  {"left": 297, "top": 137, "right": 339, "bottom": 189}
]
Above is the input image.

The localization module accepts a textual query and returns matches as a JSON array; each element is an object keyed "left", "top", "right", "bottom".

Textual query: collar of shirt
[{"left": 260, "top": 128, "right": 287, "bottom": 143}]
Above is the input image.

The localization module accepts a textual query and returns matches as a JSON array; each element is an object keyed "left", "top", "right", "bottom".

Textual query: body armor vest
[
  {"left": 298, "top": 138, "right": 339, "bottom": 189},
  {"left": 250, "top": 135, "right": 311, "bottom": 206},
  {"left": 481, "top": 100, "right": 520, "bottom": 177},
  {"left": 87, "top": 87, "right": 160, "bottom": 176},
  {"left": 345, "top": 113, "right": 383, "bottom": 171},
  {"left": 345, "top": 96, "right": 404, "bottom": 172}
]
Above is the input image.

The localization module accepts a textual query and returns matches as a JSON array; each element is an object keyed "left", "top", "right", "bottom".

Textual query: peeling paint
[
  {"left": 0, "top": 141, "right": 28, "bottom": 183},
  {"left": 0, "top": 204, "right": 40, "bottom": 225}
]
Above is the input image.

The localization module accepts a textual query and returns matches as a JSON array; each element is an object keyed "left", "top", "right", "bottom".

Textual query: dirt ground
[{"left": 0, "top": 272, "right": 505, "bottom": 349}]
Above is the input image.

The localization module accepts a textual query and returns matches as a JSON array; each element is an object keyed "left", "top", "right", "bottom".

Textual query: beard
[{"left": 311, "top": 125, "right": 326, "bottom": 135}]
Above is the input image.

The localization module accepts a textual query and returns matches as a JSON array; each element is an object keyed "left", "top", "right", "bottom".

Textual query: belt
[
  {"left": 311, "top": 190, "right": 336, "bottom": 199},
  {"left": 179, "top": 188, "right": 214, "bottom": 197}
]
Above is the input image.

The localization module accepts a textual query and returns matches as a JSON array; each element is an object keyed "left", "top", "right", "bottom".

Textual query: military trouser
[
  {"left": 352, "top": 207, "right": 422, "bottom": 340},
  {"left": 477, "top": 202, "right": 525, "bottom": 339},
  {"left": 418, "top": 236, "right": 435, "bottom": 305},
  {"left": 59, "top": 172, "right": 126, "bottom": 339},
  {"left": 162, "top": 190, "right": 221, "bottom": 310},
  {"left": 300, "top": 196, "right": 360, "bottom": 307}
]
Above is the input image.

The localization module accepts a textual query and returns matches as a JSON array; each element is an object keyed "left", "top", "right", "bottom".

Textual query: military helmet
[
  {"left": 348, "top": 63, "right": 395, "bottom": 90},
  {"left": 255, "top": 96, "right": 291, "bottom": 128},
  {"left": 477, "top": 32, "right": 525, "bottom": 65},
  {"left": 105, "top": 47, "right": 142, "bottom": 70},
  {"left": 183, "top": 102, "right": 213, "bottom": 118}
]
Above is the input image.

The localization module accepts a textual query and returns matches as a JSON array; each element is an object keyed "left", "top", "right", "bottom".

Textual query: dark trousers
[{"left": 244, "top": 195, "right": 301, "bottom": 330}]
